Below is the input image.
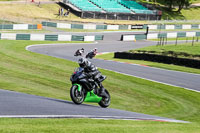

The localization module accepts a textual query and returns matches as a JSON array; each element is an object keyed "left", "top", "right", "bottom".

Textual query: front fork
[{"left": 73, "top": 83, "right": 82, "bottom": 92}]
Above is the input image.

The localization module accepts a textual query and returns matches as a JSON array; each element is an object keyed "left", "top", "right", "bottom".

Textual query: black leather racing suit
[{"left": 83, "top": 61, "right": 106, "bottom": 96}]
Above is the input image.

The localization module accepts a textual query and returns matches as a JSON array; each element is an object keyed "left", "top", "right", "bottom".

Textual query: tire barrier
[
  {"left": 0, "top": 33, "right": 103, "bottom": 41},
  {"left": 114, "top": 52, "right": 200, "bottom": 69}
]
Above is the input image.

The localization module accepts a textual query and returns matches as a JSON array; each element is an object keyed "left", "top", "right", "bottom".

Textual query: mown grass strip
[{"left": 0, "top": 118, "right": 200, "bottom": 133}]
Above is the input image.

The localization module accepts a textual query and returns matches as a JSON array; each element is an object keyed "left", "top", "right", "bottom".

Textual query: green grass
[
  {"left": 160, "top": 6, "right": 200, "bottom": 20},
  {"left": 0, "top": 29, "right": 51, "bottom": 33},
  {"left": 135, "top": 42, "right": 200, "bottom": 55},
  {"left": 0, "top": 19, "right": 16, "bottom": 24},
  {"left": 150, "top": 37, "right": 200, "bottom": 41},
  {"left": 1, "top": 40, "right": 200, "bottom": 132},
  {"left": 0, "top": 118, "right": 200, "bottom": 133},
  {"left": 192, "top": 0, "right": 200, "bottom": 4}
]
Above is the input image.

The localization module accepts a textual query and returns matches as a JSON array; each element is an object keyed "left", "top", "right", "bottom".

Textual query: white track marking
[{"left": 0, "top": 115, "right": 189, "bottom": 123}]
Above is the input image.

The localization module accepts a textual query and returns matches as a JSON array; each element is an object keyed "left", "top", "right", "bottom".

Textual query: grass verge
[
  {"left": 150, "top": 37, "right": 200, "bottom": 41},
  {"left": 133, "top": 42, "right": 200, "bottom": 58},
  {"left": 0, "top": 118, "right": 200, "bottom": 133},
  {"left": 0, "top": 29, "right": 51, "bottom": 33},
  {"left": 0, "top": 40, "right": 200, "bottom": 132}
]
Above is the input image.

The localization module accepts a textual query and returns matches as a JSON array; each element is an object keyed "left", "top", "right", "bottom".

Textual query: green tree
[
  {"left": 175, "top": 0, "right": 191, "bottom": 12},
  {"left": 164, "top": 0, "right": 174, "bottom": 11}
]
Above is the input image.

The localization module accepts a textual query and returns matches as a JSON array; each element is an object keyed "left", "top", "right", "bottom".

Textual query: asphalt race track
[
  {"left": 0, "top": 89, "right": 187, "bottom": 123},
  {"left": 1, "top": 30, "right": 199, "bottom": 123}
]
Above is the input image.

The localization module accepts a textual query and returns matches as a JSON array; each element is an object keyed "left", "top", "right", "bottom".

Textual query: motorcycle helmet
[{"left": 78, "top": 57, "right": 88, "bottom": 68}]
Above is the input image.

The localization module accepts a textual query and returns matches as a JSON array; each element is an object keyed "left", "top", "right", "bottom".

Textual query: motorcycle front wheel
[
  {"left": 98, "top": 89, "right": 111, "bottom": 108},
  {"left": 70, "top": 85, "right": 84, "bottom": 104}
]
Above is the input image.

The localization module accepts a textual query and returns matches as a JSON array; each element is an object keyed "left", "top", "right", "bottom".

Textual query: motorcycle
[
  {"left": 74, "top": 49, "right": 84, "bottom": 57},
  {"left": 85, "top": 51, "right": 96, "bottom": 59},
  {"left": 70, "top": 67, "right": 110, "bottom": 108}
]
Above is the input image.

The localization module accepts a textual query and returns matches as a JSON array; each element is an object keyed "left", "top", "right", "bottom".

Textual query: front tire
[
  {"left": 98, "top": 89, "right": 111, "bottom": 108},
  {"left": 70, "top": 85, "right": 84, "bottom": 104}
]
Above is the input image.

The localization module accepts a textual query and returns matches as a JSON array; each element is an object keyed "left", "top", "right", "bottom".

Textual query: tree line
[
  {"left": 145, "top": 0, "right": 192, "bottom": 12},
  {"left": 164, "top": 0, "right": 191, "bottom": 12}
]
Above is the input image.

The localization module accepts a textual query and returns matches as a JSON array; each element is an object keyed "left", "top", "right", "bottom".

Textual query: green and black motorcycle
[{"left": 70, "top": 67, "right": 110, "bottom": 108}]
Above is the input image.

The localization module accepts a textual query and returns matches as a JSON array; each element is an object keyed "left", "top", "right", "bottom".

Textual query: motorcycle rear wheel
[
  {"left": 70, "top": 85, "right": 84, "bottom": 104},
  {"left": 98, "top": 89, "right": 111, "bottom": 108}
]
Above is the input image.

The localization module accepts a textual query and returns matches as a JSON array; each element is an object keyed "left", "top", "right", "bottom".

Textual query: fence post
[
  {"left": 192, "top": 36, "right": 194, "bottom": 46},
  {"left": 159, "top": 37, "right": 162, "bottom": 46},
  {"left": 157, "top": 37, "right": 160, "bottom": 46},
  {"left": 175, "top": 37, "right": 178, "bottom": 46}
]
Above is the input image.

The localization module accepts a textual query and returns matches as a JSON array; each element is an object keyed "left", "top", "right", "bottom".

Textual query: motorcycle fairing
[
  {"left": 84, "top": 90, "right": 102, "bottom": 103},
  {"left": 73, "top": 83, "right": 102, "bottom": 103}
]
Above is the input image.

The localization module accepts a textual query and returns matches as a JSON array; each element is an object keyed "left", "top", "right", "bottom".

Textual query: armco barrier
[
  {"left": 72, "top": 35, "right": 84, "bottom": 41},
  {"left": 30, "top": 34, "right": 45, "bottom": 41},
  {"left": 71, "top": 24, "right": 83, "bottom": 29},
  {"left": 122, "top": 31, "right": 200, "bottom": 41},
  {"left": 0, "top": 25, "right": 13, "bottom": 29},
  {"left": 42, "top": 21, "right": 200, "bottom": 30},
  {"left": 119, "top": 25, "right": 129, "bottom": 30},
  {"left": 96, "top": 25, "right": 107, "bottom": 30},
  {"left": 58, "top": 35, "right": 72, "bottom": 41},
  {"left": 1, "top": 33, "right": 16, "bottom": 40},
  {"left": 16, "top": 34, "right": 30, "bottom": 40},
  {"left": 45, "top": 35, "right": 58, "bottom": 41},
  {"left": 95, "top": 35, "right": 104, "bottom": 40},
  {"left": 0, "top": 33, "right": 104, "bottom": 41},
  {"left": 114, "top": 52, "right": 200, "bottom": 69},
  {"left": 0, "top": 24, "right": 42, "bottom": 30},
  {"left": 28, "top": 25, "right": 37, "bottom": 29}
]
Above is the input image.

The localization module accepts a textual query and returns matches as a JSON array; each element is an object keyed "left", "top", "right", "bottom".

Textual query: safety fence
[
  {"left": 0, "top": 33, "right": 103, "bottom": 41},
  {"left": 0, "top": 24, "right": 42, "bottom": 30},
  {"left": 122, "top": 31, "right": 200, "bottom": 41},
  {"left": 42, "top": 21, "right": 200, "bottom": 30}
]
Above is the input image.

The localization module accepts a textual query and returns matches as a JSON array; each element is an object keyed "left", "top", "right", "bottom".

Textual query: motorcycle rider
[
  {"left": 74, "top": 48, "right": 84, "bottom": 56},
  {"left": 86, "top": 48, "right": 98, "bottom": 59},
  {"left": 78, "top": 57, "right": 108, "bottom": 98}
]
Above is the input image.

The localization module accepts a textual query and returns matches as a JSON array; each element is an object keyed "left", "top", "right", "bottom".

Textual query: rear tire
[
  {"left": 70, "top": 85, "right": 84, "bottom": 104},
  {"left": 98, "top": 89, "right": 110, "bottom": 108}
]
